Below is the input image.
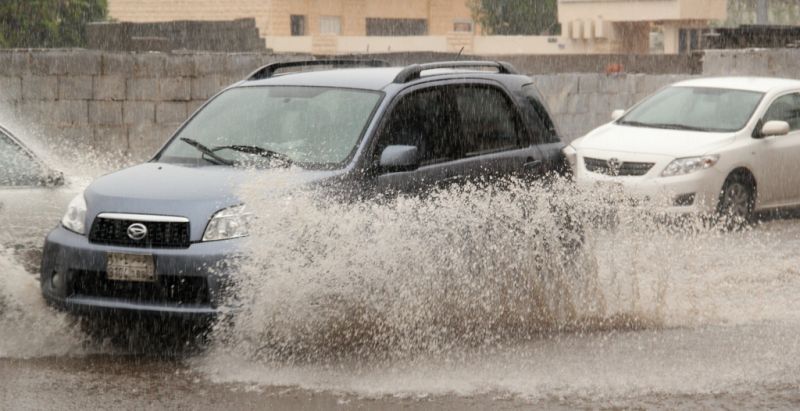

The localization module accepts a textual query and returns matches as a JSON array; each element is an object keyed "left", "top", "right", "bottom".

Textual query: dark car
[{"left": 40, "top": 59, "right": 568, "bottom": 318}]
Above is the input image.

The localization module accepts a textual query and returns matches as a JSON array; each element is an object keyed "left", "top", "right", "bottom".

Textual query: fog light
[
  {"left": 50, "top": 270, "right": 60, "bottom": 289},
  {"left": 674, "top": 193, "right": 695, "bottom": 206}
]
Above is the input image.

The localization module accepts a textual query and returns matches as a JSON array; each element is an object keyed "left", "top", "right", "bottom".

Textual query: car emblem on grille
[
  {"left": 127, "top": 223, "right": 148, "bottom": 241},
  {"left": 607, "top": 158, "right": 621, "bottom": 176}
]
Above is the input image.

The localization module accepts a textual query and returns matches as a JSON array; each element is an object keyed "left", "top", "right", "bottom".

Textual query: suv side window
[
  {"left": 375, "top": 87, "right": 460, "bottom": 165},
  {"left": 0, "top": 131, "right": 41, "bottom": 186},
  {"left": 764, "top": 93, "right": 800, "bottom": 131},
  {"left": 454, "top": 85, "right": 523, "bottom": 156},
  {"left": 521, "top": 84, "right": 559, "bottom": 144}
]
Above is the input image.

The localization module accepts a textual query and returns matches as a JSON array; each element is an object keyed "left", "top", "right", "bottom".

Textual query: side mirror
[
  {"left": 379, "top": 145, "right": 419, "bottom": 171},
  {"left": 760, "top": 120, "right": 790, "bottom": 138},
  {"left": 611, "top": 109, "right": 626, "bottom": 121}
]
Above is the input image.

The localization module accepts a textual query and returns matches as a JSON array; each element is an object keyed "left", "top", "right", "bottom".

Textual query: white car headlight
[
  {"left": 61, "top": 194, "right": 87, "bottom": 235},
  {"left": 202, "top": 204, "right": 252, "bottom": 242},
  {"left": 661, "top": 155, "right": 720, "bottom": 177}
]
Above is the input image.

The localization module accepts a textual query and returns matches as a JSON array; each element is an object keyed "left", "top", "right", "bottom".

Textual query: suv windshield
[
  {"left": 158, "top": 86, "right": 382, "bottom": 168},
  {"left": 618, "top": 86, "right": 764, "bottom": 132}
]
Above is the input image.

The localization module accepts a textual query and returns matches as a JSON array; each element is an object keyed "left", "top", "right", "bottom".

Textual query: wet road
[
  {"left": 3, "top": 174, "right": 800, "bottom": 409},
  {"left": 2, "top": 342, "right": 800, "bottom": 411}
]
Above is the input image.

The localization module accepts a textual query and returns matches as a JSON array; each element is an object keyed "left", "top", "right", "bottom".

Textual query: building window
[
  {"left": 678, "top": 28, "right": 707, "bottom": 54},
  {"left": 453, "top": 20, "right": 473, "bottom": 33},
  {"left": 291, "top": 15, "right": 306, "bottom": 36},
  {"left": 366, "top": 18, "right": 428, "bottom": 36},
  {"left": 320, "top": 16, "right": 342, "bottom": 35}
]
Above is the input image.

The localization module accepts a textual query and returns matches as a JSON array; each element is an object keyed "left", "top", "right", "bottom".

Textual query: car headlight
[
  {"left": 61, "top": 194, "right": 87, "bottom": 235},
  {"left": 202, "top": 204, "right": 252, "bottom": 242},
  {"left": 562, "top": 144, "right": 578, "bottom": 173},
  {"left": 661, "top": 155, "right": 720, "bottom": 177}
]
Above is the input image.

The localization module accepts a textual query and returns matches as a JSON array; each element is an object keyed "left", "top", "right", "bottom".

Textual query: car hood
[
  {"left": 574, "top": 123, "right": 737, "bottom": 157},
  {"left": 84, "top": 163, "right": 342, "bottom": 242}
]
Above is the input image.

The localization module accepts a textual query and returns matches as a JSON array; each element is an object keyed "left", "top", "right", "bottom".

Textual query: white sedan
[{"left": 565, "top": 77, "right": 800, "bottom": 225}]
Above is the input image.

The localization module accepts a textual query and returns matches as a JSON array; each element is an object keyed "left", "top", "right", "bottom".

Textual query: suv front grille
[
  {"left": 584, "top": 157, "right": 654, "bottom": 176},
  {"left": 70, "top": 270, "right": 210, "bottom": 306},
  {"left": 89, "top": 214, "right": 190, "bottom": 249}
]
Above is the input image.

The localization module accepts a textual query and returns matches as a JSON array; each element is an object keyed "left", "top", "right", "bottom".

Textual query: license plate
[
  {"left": 107, "top": 253, "right": 155, "bottom": 282},
  {"left": 594, "top": 180, "right": 624, "bottom": 190}
]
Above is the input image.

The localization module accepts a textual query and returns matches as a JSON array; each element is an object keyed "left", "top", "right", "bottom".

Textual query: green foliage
[
  {"left": 0, "top": 0, "right": 107, "bottom": 48},
  {"left": 469, "top": 0, "right": 559, "bottom": 35}
]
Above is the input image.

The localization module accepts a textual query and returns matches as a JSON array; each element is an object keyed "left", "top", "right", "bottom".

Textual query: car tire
[{"left": 717, "top": 173, "right": 754, "bottom": 230}]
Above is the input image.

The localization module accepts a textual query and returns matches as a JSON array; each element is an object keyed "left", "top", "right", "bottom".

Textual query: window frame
[
  {"left": 452, "top": 19, "right": 474, "bottom": 33},
  {"left": 762, "top": 91, "right": 800, "bottom": 133},
  {"left": 319, "top": 15, "right": 342, "bottom": 35},
  {"left": 365, "top": 18, "right": 428, "bottom": 36},
  {"left": 0, "top": 127, "right": 44, "bottom": 187},
  {"left": 370, "top": 79, "right": 532, "bottom": 170},
  {"left": 156, "top": 85, "right": 386, "bottom": 170},
  {"left": 451, "top": 83, "right": 529, "bottom": 158},
  {"left": 290, "top": 15, "right": 306, "bottom": 36},
  {"left": 520, "top": 83, "right": 561, "bottom": 144}
]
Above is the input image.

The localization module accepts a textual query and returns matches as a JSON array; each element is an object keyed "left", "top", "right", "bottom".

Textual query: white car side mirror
[
  {"left": 611, "top": 109, "right": 625, "bottom": 121},
  {"left": 761, "top": 120, "right": 790, "bottom": 137}
]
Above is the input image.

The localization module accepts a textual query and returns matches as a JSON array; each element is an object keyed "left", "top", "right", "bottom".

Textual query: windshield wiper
[
  {"left": 179, "top": 137, "right": 233, "bottom": 166},
  {"left": 619, "top": 121, "right": 712, "bottom": 132},
  {"left": 212, "top": 144, "right": 293, "bottom": 165}
]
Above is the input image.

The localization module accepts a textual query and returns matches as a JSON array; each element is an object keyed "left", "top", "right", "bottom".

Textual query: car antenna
[{"left": 456, "top": 46, "right": 465, "bottom": 60}]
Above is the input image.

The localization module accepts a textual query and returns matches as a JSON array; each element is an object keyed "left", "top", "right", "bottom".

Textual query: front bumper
[
  {"left": 576, "top": 165, "right": 727, "bottom": 215},
  {"left": 40, "top": 225, "right": 241, "bottom": 318}
]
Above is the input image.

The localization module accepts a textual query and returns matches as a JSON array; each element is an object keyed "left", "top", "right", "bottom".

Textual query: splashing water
[
  {"left": 210, "top": 177, "right": 602, "bottom": 362},
  {"left": 195, "top": 173, "right": 800, "bottom": 400},
  {"left": 0, "top": 103, "right": 138, "bottom": 359},
  {"left": 206, "top": 176, "right": 752, "bottom": 359},
  {"left": 0, "top": 247, "right": 85, "bottom": 358}
]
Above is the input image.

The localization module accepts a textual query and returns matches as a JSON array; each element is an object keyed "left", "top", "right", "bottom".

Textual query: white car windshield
[
  {"left": 159, "top": 86, "right": 383, "bottom": 168},
  {"left": 618, "top": 86, "right": 764, "bottom": 132}
]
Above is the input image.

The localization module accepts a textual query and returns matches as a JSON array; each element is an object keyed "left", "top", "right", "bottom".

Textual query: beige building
[
  {"left": 559, "top": 0, "right": 727, "bottom": 54},
  {"left": 108, "top": 0, "right": 476, "bottom": 54},
  {"left": 108, "top": 0, "right": 728, "bottom": 55}
]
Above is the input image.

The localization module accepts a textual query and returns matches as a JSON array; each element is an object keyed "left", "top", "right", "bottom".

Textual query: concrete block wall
[
  {"left": 8, "top": 48, "right": 792, "bottom": 159},
  {"left": 703, "top": 49, "right": 800, "bottom": 78},
  {"left": 0, "top": 50, "right": 302, "bottom": 160},
  {"left": 532, "top": 73, "right": 694, "bottom": 141}
]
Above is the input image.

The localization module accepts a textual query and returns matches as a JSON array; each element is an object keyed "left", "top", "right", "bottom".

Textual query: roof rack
[
  {"left": 393, "top": 61, "right": 519, "bottom": 83},
  {"left": 246, "top": 59, "right": 391, "bottom": 81}
]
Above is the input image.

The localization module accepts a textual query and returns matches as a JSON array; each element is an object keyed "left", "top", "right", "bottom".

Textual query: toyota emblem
[
  {"left": 607, "top": 158, "right": 621, "bottom": 176},
  {"left": 127, "top": 223, "right": 148, "bottom": 241}
]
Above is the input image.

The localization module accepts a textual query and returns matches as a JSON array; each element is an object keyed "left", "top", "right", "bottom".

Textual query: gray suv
[{"left": 40, "top": 60, "right": 568, "bottom": 317}]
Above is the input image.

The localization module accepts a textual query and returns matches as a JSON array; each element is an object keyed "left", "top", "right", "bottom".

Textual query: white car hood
[{"left": 575, "top": 123, "right": 737, "bottom": 157}]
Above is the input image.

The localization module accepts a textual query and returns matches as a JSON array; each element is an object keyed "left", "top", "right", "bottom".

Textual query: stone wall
[
  {"left": 703, "top": 48, "right": 800, "bottom": 78},
  {"left": 0, "top": 50, "right": 304, "bottom": 159},
  {"left": 532, "top": 73, "right": 693, "bottom": 140},
  {"left": 0, "top": 48, "right": 765, "bottom": 161},
  {"left": 350, "top": 52, "right": 700, "bottom": 75}
]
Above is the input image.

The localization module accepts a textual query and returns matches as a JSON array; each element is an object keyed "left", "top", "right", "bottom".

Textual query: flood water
[{"left": 2, "top": 131, "right": 800, "bottom": 409}]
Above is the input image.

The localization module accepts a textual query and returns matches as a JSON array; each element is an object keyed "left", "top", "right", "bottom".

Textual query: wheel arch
[{"left": 720, "top": 166, "right": 758, "bottom": 206}]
